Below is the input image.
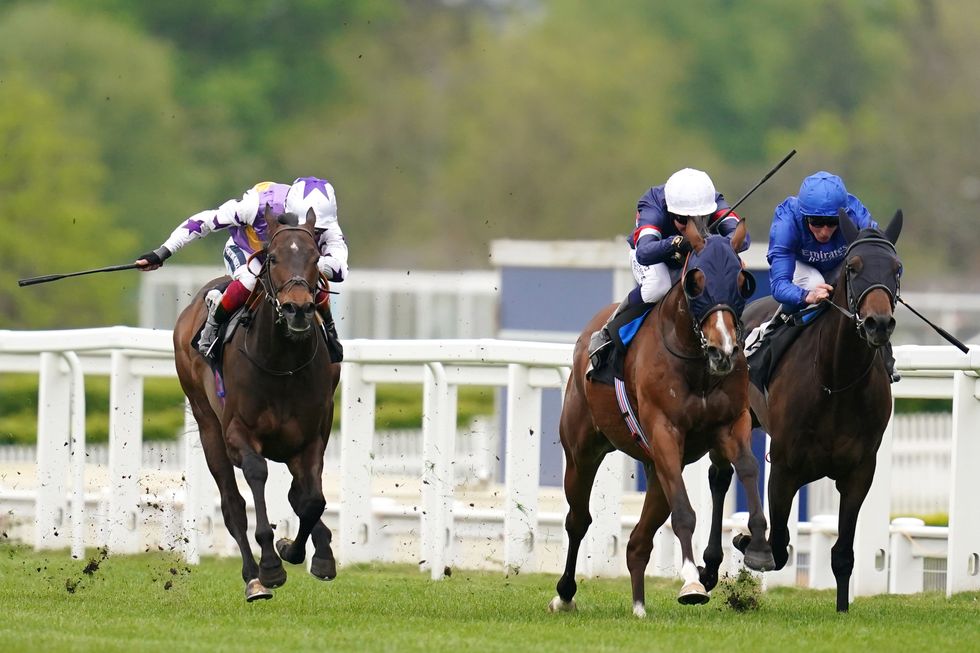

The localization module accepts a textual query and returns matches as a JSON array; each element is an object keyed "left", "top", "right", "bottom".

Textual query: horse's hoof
[
  {"left": 310, "top": 556, "right": 337, "bottom": 581},
  {"left": 732, "top": 533, "right": 750, "bottom": 553},
  {"left": 259, "top": 562, "right": 287, "bottom": 589},
  {"left": 677, "top": 581, "right": 710, "bottom": 605},
  {"left": 744, "top": 549, "right": 776, "bottom": 572},
  {"left": 632, "top": 602, "right": 647, "bottom": 618},
  {"left": 245, "top": 578, "right": 273, "bottom": 602},
  {"left": 548, "top": 596, "right": 576, "bottom": 613},
  {"left": 276, "top": 538, "right": 305, "bottom": 565},
  {"left": 700, "top": 570, "right": 719, "bottom": 592}
]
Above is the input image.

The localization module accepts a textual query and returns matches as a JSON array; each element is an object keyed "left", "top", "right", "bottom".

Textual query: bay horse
[
  {"left": 736, "top": 209, "right": 903, "bottom": 612},
  {"left": 174, "top": 207, "right": 341, "bottom": 601},
  {"left": 550, "top": 219, "right": 774, "bottom": 618}
]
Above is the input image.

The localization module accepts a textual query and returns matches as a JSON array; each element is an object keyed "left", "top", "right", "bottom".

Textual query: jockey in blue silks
[
  {"left": 588, "top": 168, "right": 751, "bottom": 370},
  {"left": 747, "top": 170, "right": 900, "bottom": 381}
]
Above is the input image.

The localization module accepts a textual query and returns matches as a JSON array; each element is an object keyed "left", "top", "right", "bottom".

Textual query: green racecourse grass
[{"left": 0, "top": 545, "right": 978, "bottom": 653}]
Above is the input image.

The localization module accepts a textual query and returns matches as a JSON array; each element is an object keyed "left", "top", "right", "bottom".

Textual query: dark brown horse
[
  {"left": 550, "top": 219, "right": 774, "bottom": 618},
  {"left": 174, "top": 208, "right": 341, "bottom": 601},
  {"left": 736, "top": 209, "right": 903, "bottom": 612}
]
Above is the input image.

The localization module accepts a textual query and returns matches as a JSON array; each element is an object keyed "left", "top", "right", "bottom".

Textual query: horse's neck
[{"left": 815, "top": 283, "right": 876, "bottom": 377}]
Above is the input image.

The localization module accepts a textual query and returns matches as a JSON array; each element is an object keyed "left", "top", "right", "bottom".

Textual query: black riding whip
[
  {"left": 710, "top": 149, "right": 797, "bottom": 231},
  {"left": 897, "top": 296, "right": 971, "bottom": 354},
  {"left": 17, "top": 263, "right": 142, "bottom": 287}
]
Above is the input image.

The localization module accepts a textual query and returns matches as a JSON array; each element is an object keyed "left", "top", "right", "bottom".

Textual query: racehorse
[
  {"left": 174, "top": 207, "right": 341, "bottom": 601},
  {"left": 550, "top": 219, "right": 774, "bottom": 618},
  {"left": 736, "top": 209, "right": 903, "bottom": 612}
]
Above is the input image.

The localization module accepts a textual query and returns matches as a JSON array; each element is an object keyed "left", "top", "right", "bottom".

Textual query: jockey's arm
[
  {"left": 768, "top": 246, "right": 808, "bottom": 312},
  {"left": 316, "top": 222, "right": 349, "bottom": 282}
]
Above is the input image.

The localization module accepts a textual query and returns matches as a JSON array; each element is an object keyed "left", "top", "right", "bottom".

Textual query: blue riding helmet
[{"left": 798, "top": 171, "right": 847, "bottom": 217}]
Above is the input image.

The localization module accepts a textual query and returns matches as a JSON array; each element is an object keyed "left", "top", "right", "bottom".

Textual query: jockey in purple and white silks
[
  {"left": 588, "top": 168, "right": 751, "bottom": 372},
  {"left": 136, "top": 177, "right": 348, "bottom": 358}
]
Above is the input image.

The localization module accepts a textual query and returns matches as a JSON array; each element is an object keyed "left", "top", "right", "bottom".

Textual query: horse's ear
[
  {"left": 884, "top": 209, "right": 903, "bottom": 245},
  {"left": 729, "top": 218, "right": 747, "bottom": 252},
  {"left": 304, "top": 207, "right": 317, "bottom": 234},
  {"left": 837, "top": 207, "right": 859, "bottom": 244},
  {"left": 685, "top": 217, "right": 706, "bottom": 253},
  {"left": 262, "top": 202, "right": 277, "bottom": 232}
]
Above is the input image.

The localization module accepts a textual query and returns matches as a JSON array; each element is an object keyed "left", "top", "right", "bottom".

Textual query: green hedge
[{"left": 0, "top": 373, "right": 495, "bottom": 445}]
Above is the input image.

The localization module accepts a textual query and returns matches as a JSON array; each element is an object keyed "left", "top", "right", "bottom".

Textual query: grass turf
[{"left": 0, "top": 544, "right": 977, "bottom": 652}]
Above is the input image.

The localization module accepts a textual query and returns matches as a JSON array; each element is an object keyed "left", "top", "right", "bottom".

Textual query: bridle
[
  {"left": 821, "top": 234, "right": 900, "bottom": 343},
  {"left": 257, "top": 225, "right": 320, "bottom": 323},
  {"left": 238, "top": 225, "right": 323, "bottom": 376}
]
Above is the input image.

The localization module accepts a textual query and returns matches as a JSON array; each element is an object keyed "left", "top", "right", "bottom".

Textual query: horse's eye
[{"left": 268, "top": 255, "right": 277, "bottom": 265}]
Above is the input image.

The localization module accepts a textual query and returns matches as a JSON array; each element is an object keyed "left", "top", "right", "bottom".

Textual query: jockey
[
  {"left": 746, "top": 170, "right": 899, "bottom": 381},
  {"left": 588, "top": 167, "right": 750, "bottom": 370},
  {"left": 136, "top": 177, "right": 348, "bottom": 360}
]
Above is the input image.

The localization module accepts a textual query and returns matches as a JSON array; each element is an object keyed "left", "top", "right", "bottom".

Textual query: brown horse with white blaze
[
  {"left": 174, "top": 208, "right": 341, "bottom": 601},
  {"left": 550, "top": 219, "right": 774, "bottom": 618}
]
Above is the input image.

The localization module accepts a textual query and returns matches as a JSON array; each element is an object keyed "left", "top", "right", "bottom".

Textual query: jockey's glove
[{"left": 137, "top": 246, "right": 172, "bottom": 268}]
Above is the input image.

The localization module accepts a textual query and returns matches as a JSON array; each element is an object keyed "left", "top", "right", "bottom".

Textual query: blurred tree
[
  {"left": 0, "top": 3, "right": 211, "bottom": 258},
  {"left": 0, "top": 76, "right": 135, "bottom": 328}
]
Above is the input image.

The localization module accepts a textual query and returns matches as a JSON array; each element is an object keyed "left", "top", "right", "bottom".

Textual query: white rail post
[
  {"left": 808, "top": 514, "right": 838, "bottom": 590},
  {"left": 35, "top": 352, "right": 71, "bottom": 550},
  {"left": 420, "top": 363, "right": 458, "bottom": 579},
  {"left": 889, "top": 517, "right": 925, "bottom": 593},
  {"left": 504, "top": 363, "right": 541, "bottom": 575},
  {"left": 583, "top": 451, "right": 624, "bottom": 577},
  {"left": 339, "top": 361, "right": 375, "bottom": 564},
  {"left": 947, "top": 370, "right": 980, "bottom": 596},
  {"left": 180, "top": 399, "right": 212, "bottom": 564},
  {"left": 107, "top": 351, "right": 143, "bottom": 553},
  {"left": 853, "top": 404, "right": 894, "bottom": 598},
  {"left": 64, "top": 352, "right": 86, "bottom": 559}
]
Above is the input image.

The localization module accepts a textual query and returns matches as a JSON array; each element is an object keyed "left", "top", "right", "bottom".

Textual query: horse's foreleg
[
  {"left": 626, "top": 465, "right": 670, "bottom": 618},
  {"left": 279, "top": 450, "right": 332, "bottom": 579},
  {"left": 833, "top": 463, "right": 876, "bottom": 612},
  {"left": 757, "top": 464, "right": 798, "bottom": 571},
  {"left": 549, "top": 429, "right": 607, "bottom": 613},
  {"left": 239, "top": 449, "right": 288, "bottom": 589},
  {"left": 700, "top": 451, "right": 735, "bottom": 591},
  {"left": 652, "top": 435, "right": 709, "bottom": 606}
]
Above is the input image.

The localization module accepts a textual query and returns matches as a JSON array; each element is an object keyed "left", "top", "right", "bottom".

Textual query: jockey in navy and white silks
[
  {"left": 630, "top": 171, "right": 750, "bottom": 304},
  {"left": 588, "top": 168, "right": 751, "bottom": 369},
  {"left": 136, "top": 177, "right": 347, "bottom": 356},
  {"left": 767, "top": 171, "right": 877, "bottom": 313}
]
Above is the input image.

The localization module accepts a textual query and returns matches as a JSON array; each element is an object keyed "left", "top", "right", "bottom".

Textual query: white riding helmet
[
  {"left": 284, "top": 177, "right": 338, "bottom": 229},
  {"left": 664, "top": 168, "right": 717, "bottom": 217}
]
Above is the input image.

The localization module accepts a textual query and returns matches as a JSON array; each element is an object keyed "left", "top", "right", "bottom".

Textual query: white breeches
[
  {"left": 222, "top": 239, "right": 261, "bottom": 291},
  {"left": 793, "top": 260, "right": 842, "bottom": 291},
  {"left": 629, "top": 249, "right": 673, "bottom": 304}
]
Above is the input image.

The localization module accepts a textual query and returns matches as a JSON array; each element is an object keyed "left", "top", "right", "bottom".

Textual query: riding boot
[
  {"left": 316, "top": 305, "right": 344, "bottom": 363},
  {"left": 744, "top": 306, "right": 784, "bottom": 357},
  {"left": 198, "top": 289, "right": 225, "bottom": 357},
  {"left": 588, "top": 296, "right": 632, "bottom": 370},
  {"left": 883, "top": 341, "right": 901, "bottom": 383}
]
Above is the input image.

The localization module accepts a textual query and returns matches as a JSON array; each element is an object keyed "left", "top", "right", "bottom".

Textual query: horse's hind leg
[
  {"left": 699, "top": 451, "right": 735, "bottom": 591},
  {"left": 626, "top": 465, "right": 670, "bottom": 618},
  {"left": 195, "top": 411, "right": 270, "bottom": 601},
  {"left": 549, "top": 421, "right": 610, "bottom": 613}
]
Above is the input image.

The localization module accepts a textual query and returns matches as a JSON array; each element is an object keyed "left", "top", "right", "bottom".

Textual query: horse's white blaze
[
  {"left": 290, "top": 242, "right": 299, "bottom": 252},
  {"left": 681, "top": 559, "right": 700, "bottom": 585},
  {"left": 714, "top": 311, "right": 735, "bottom": 355}
]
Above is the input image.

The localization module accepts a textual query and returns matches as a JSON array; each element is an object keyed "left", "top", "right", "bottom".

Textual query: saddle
[
  {"left": 587, "top": 302, "right": 654, "bottom": 386},
  {"left": 747, "top": 304, "right": 826, "bottom": 392}
]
